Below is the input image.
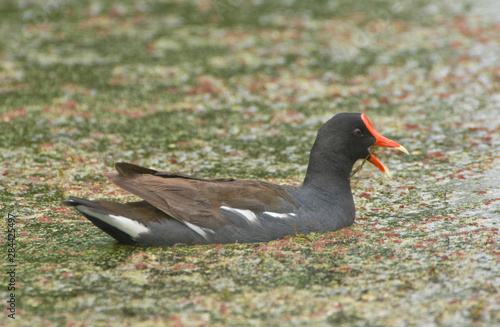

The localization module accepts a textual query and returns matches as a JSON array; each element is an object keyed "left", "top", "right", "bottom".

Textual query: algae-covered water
[{"left": 1, "top": 0, "right": 499, "bottom": 326}]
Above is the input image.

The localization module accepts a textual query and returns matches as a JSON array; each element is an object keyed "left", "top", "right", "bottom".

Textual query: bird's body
[{"left": 63, "top": 113, "right": 408, "bottom": 246}]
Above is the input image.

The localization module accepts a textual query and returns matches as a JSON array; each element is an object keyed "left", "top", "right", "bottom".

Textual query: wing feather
[{"left": 103, "top": 162, "right": 298, "bottom": 229}]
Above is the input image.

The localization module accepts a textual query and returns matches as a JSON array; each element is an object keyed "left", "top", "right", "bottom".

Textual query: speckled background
[{"left": 1, "top": 0, "right": 499, "bottom": 325}]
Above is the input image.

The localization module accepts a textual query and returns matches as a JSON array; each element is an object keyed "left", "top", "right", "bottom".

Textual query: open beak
[{"left": 361, "top": 114, "right": 409, "bottom": 178}]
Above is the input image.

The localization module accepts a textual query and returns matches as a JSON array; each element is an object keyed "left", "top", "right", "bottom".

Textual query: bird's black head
[
  {"left": 320, "top": 112, "right": 378, "bottom": 161},
  {"left": 305, "top": 112, "right": 408, "bottom": 183}
]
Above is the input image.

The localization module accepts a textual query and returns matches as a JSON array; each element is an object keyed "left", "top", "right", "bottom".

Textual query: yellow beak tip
[{"left": 396, "top": 145, "right": 409, "bottom": 155}]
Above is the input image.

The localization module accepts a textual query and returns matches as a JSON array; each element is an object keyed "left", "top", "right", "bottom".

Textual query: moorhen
[{"left": 63, "top": 112, "right": 408, "bottom": 246}]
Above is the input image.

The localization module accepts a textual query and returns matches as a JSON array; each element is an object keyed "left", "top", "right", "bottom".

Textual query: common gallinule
[{"left": 63, "top": 113, "right": 408, "bottom": 246}]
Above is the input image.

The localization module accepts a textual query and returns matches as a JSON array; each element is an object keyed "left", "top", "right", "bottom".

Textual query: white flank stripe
[
  {"left": 220, "top": 206, "right": 258, "bottom": 223},
  {"left": 184, "top": 222, "right": 213, "bottom": 239},
  {"left": 264, "top": 212, "right": 296, "bottom": 219},
  {"left": 77, "top": 206, "right": 149, "bottom": 238}
]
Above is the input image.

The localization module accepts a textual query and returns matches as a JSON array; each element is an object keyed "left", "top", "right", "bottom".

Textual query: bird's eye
[{"left": 353, "top": 128, "right": 364, "bottom": 137}]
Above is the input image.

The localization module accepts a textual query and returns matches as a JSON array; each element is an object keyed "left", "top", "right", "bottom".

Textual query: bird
[{"left": 63, "top": 112, "right": 408, "bottom": 246}]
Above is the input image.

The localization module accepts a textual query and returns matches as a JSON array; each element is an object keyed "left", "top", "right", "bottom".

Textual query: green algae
[{"left": 1, "top": 0, "right": 500, "bottom": 326}]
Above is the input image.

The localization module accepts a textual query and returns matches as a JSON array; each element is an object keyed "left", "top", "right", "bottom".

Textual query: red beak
[{"left": 361, "top": 114, "right": 409, "bottom": 177}]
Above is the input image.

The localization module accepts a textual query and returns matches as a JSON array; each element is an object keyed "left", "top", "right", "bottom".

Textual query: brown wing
[{"left": 103, "top": 162, "right": 298, "bottom": 229}]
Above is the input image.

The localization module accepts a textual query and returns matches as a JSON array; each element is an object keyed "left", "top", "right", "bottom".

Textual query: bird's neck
[{"left": 302, "top": 148, "right": 355, "bottom": 192}]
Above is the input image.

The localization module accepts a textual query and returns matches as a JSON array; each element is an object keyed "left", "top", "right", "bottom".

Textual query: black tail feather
[{"left": 63, "top": 197, "right": 138, "bottom": 245}]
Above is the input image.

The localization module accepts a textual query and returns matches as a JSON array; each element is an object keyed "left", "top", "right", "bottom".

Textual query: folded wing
[{"left": 104, "top": 162, "right": 298, "bottom": 230}]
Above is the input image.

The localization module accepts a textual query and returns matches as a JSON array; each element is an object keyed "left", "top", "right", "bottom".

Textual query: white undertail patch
[
  {"left": 76, "top": 206, "right": 149, "bottom": 238},
  {"left": 264, "top": 212, "right": 296, "bottom": 219},
  {"left": 220, "top": 206, "right": 259, "bottom": 224}
]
